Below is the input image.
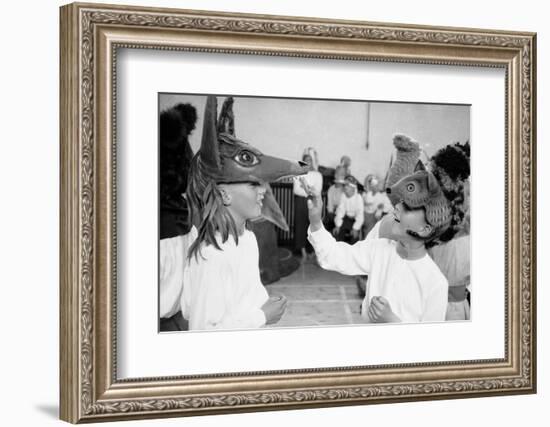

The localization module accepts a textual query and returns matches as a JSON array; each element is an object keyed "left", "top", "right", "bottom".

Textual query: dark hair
[
  {"left": 186, "top": 154, "right": 240, "bottom": 260},
  {"left": 173, "top": 103, "right": 198, "bottom": 134},
  {"left": 429, "top": 141, "right": 470, "bottom": 245},
  {"left": 431, "top": 141, "right": 470, "bottom": 182}
]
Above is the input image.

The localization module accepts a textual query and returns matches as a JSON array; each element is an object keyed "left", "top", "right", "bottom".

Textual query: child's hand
[
  {"left": 300, "top": 177, "right": 323, "bottom": 231},
  {"left": 261, "top": 295, "right": 288, "bottom": 325},
  {"left": 368, "top": 296, "right": 401, "bottom": 323}
]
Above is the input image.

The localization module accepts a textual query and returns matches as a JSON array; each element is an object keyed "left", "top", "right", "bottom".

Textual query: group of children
[
  {"left": 294, "top": 151, "right": 392, "bottom": 263},
  {"left": 159, "top": 97, "right": 471, "bottom": 330},
  {"left": 324, "top": 168, "right": 392, "bottom": 245}
]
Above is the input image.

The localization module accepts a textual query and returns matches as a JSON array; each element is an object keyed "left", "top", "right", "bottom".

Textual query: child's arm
[{"left": 306, "top": 189, "right": 374, "bottom": 275}]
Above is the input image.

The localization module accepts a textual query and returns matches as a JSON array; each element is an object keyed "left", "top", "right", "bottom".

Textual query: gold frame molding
[{"left": 60, "top": 2, "right": 537, "bottom": 423}]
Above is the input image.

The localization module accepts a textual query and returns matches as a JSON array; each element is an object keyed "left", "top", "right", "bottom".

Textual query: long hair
[{"left": 186, "top": 154, "right": 240, "bottom": 260}]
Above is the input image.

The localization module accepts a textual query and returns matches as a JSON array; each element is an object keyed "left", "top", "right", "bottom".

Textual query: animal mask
[
  {"left": 198, "top": 95, "right": 309, "bottom": 230},
  {"left": 384, "top": 133, "right": 422, "bottom": 193},
  {"left": 387, "top": 161, "right": 452, "bottom": 239}
]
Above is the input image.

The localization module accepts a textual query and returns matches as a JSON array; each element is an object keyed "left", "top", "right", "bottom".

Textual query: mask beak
[
  {"left": 260, "top": 184, "right": 289, "bottom": 231},
  {"left": 254, "top": 155, "right": 309, "bottom": 182}
]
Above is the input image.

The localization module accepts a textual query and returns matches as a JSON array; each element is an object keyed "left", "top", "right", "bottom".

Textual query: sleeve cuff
[{"left": 307, "top": 224, "right": 332, "bottom": 243}]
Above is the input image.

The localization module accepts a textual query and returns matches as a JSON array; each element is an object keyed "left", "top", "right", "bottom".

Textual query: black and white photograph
[
  {"left": 158, "top": 94, "right": 471, "bottom": 332},
  {"left": 51, "top": 1, "right": 539, "bottom": 424}
]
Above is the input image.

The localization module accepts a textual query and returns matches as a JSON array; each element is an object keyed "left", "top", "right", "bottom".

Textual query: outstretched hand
[{"left": 299, "top": 177, "right": 323, "bottom": 232}]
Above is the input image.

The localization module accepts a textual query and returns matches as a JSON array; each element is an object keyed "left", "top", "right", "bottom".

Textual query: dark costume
[{"left": 159, "top": 103, "right": 196, "bottom": 239}]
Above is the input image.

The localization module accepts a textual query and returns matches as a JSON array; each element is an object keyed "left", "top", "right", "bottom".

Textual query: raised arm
[{"left": 306, "top": 190, "right": 373, "bottom": 275}]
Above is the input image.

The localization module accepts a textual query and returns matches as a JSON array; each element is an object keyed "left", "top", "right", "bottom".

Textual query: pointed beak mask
[{"left": 198, "top": 96, "right": 309, "bottom": 230}]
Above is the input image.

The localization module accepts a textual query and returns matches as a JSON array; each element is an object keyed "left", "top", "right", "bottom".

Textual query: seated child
[
  {"left": 305, "top": 162, "right": 451, "bottom": 323},
  {"left": 333, "top": 175, "right": 364, "bottom": 244},
  {"left": 181, "top": 96, "right": 308, "bottom": 330}
]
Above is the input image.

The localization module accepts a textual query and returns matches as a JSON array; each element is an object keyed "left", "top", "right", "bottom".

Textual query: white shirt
[
  {"left": 335, "top": 193, "right": 364, "bottom": 230},
  {"left": 308, "top": 225, "right": 448, "bottom": 323},
  {"left": 293, "top": 170, "right": 323, "bottom": 197},
  {"left": 363, "top": 191, "right": 392, "bottom": 215},
  {"left": 182, "top": 229, "right": 268, "bottom": 330},
  {"left": 366, "top": 218, "right": 382, "bottom": 240},
  {"left": 159, "top": 228, "right": 197, "bottom": 318},
  {"left": 326, "top": 185, "right": 344, "bottom": 214}
]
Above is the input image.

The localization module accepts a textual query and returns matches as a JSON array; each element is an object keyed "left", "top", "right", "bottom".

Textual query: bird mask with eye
[
  {"left": 197, "top": 95, "right": 309, "bottom": 230},
  {"left": 386, "top": 160, "right": 452, "bottom": 240}
]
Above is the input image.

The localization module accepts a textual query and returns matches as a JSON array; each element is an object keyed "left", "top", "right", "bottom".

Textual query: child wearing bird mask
[{"left": 177, "top": 96, "right": 309, "bottom": 330}]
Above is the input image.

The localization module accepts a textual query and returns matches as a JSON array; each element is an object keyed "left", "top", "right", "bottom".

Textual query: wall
[
  {"left": 160, "top": 94, "right": 470, "bottom": 184},
  {"left": 0, "top": 1, "right": 546, "bottom": 426}
]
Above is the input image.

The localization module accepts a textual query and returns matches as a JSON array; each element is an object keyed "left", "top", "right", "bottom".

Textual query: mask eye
[
  {"left": 406, "top": 183, "right": 416, "bottom": 192},
  {"left": 234, "top": 150, "right": 260, "bottom": 166}
]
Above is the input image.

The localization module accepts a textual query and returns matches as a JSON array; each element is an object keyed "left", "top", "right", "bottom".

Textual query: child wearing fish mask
[{"left": 305, "top": 161, "right": 450, "bottom": 323}]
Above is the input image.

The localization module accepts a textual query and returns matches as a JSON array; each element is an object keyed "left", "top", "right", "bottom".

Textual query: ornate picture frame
[{"left": 60, "top": 2, "right": 536, "bottom": 423}]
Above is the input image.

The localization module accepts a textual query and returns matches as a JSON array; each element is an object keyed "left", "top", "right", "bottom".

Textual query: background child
[
  {"left": 362, "top": 174, "right": 392, "bottom": 236},
  {"left": 293, "top": 149, "right": 323, "bottom": 263},
  {"left": 333, "top": 175, "right": 364, "bottom": 244},
  {"left": 427, "top": 142, "right": 471, "bottom": 320}
]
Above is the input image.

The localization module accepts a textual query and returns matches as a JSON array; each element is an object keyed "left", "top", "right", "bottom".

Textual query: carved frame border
[{"left": 60, "top": 2, "right": 536, "bottom": 423}]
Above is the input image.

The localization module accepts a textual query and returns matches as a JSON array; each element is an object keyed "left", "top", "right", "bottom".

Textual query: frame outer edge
[
  {"left": 529, "top": 33, "right": 537, "bottom": 393},
  {"left": 59, "top": 3, "right": 537, "bottom": 421},
  {"left": 60, "top": 3, "right": 81, "bottom": 424}
]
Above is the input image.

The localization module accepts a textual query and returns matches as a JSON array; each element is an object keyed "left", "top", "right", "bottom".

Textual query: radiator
[{"left": 271, "top": 181, "right": 328, "bottom": 247}]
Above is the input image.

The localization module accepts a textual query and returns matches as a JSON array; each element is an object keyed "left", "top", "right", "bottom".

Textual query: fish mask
[{"left": 387, "top": 160, "right": 452, "bottom": 239}]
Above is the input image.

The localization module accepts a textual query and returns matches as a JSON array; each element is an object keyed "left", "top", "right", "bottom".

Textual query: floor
[{"left": 265, "top": 259, "right": 365, "bottom": 327}]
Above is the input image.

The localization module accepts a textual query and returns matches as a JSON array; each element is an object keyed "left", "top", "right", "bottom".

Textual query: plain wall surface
[
  {"left": 160, "top": 94, "right": 470, "bottom": 183},
  {"left": 0, "top": 1, "right": 546, "bottom": 426}
]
